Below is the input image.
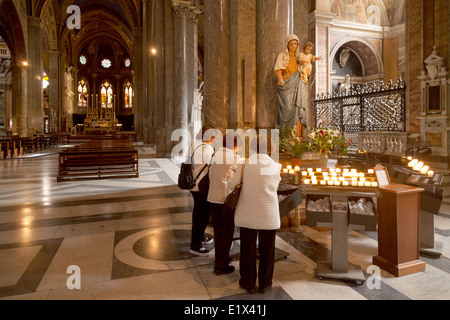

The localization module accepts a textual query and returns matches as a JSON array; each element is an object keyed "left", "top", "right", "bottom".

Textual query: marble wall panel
[{"left": 406, "top": 0, "right": 423, "bottom": 133}]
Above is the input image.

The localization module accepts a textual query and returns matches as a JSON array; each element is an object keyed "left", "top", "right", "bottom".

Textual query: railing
[{"left": 314, "top": 78, "right": 407, "bottom": 154}]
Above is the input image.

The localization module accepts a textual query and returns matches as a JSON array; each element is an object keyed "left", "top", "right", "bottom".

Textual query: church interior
[{"left": 1, "top": 0, "right": 450, "bottom": 303}]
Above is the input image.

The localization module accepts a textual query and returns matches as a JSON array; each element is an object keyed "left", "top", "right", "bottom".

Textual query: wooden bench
[
  {"left": 0, "top": 138, "right": 23, "bottom": 158},
  {"left": 57, "top": 138, "right": 139, "bottom": 181}
]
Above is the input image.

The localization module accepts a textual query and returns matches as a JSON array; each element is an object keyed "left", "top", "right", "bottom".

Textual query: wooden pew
[{"left": 57, "top": 138, "right": 139, "bottom": 181}]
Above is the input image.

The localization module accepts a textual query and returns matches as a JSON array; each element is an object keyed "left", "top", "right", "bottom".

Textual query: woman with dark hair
[
  {"left": 229, "top": 135, "right": 281, "bottom": 294},
  {"left": 207, "top": 133, "right": 243, "bottom": 275},
  {"left": 188, "top": 125, "right": 216, "bottom": 256}
]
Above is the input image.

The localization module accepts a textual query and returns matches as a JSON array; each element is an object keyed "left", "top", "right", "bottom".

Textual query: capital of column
[
  {"left": 171, "top": 0, "right": 202, "bottom": 22},
  {"left": 27, "top": 16, "right": 42, "bottom": 28}
]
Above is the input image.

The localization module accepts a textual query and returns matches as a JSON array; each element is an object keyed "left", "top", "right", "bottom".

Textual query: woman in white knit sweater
[
  {"left": 207, "top": 133, "right": 243, "bottom": 275},
  {"left": 229, "top": 135, "right": 281, "bottom": 294}
]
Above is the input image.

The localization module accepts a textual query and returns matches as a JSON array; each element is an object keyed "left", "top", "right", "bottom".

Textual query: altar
[{"left": 83, "top": 93, "right": 121, "bottom": 135}]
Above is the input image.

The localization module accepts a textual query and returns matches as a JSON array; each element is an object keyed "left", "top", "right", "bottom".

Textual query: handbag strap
[{"left": 192, "top": 145, "right": 214, "bottom": 181}]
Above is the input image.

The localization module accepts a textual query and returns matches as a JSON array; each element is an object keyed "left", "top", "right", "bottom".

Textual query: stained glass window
[
  {"left": 124, "top": 81, "right": 133, "bottom": 108},
  {"left": 101, "top": 58, "right": 112, "bottom": 68},
  {"left": 79, "top": 55, "right": 87, "bottom": 65},
  {"left": 125, "top": 58, "right": 131, "bottom": 67},
  {"left": 100, "top": 81, "right": 113, "bottom": 108},
  {"left": 78, "top": 79, "right": 88, "bottom": 107}
]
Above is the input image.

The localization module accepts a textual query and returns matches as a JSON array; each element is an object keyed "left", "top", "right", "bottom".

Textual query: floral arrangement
[{"left": 279, "top": 122, "right": 352, "bottom": 158}]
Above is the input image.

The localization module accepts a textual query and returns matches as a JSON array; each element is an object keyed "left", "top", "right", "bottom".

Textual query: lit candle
[
  {"left": 331, "top": 172, "right": 337, "bottom": 177},
  {"left": 324, "top": 176, "right": 330, "bottom": 181},
  {"left": 308, "top": 168, "right": 313, "bottom": 172},
  {"left": 365, "top": 182, "right": 371, "bottom": 187},
  {"left": 330, "top": 168, "right": 335, "bottom": 173},
  {"left": 413, "top": 162, "right": 424, "bottom": 171},
  {"left": 351, "top": 169, "right": 357, "bottom": 174},
  {"left": 316, "top": 168, "right": 322, "bottom": 173},
  {"left": 427, "top": 171, "right": 434, "bottom": 177},
  {"left": 343, "top": 181, "right": 349, "bottom": 186},
  {"left": 371, "top": 182, "right": 378, "bottom": 187},
  {"left": 420, "top": 166, "right": 429, "bottom": 175},
  {"left": 360, "top": 177, "right": 366, "bottom": 182},
  {"left": 289, "top": 170, "right": 295, "bottom": 174},
  {"left": 336, "top": 168, "right": 341, "bottom": 173},
  {"left": 352, "top": 182, "right": 358, "bottom": 187},
  {"left": 302, "top": 171, "right": 308, "bottom": 176},
  {"left": 312, "top": 180, "right": 318, "bottom": 185},
  {"left": 358, "top": 182, "right": 364, "bottom": 187},
  {"left": 368, "top": 169, "right": 374, "bottom": 174},
  {"left": 352, "top": 177, "right": 358, "bottom": 182},
  {"left": 323, "top": 172, "right": 328, "bottom": 177},
  {"left": 408, "top": 159, "right": 418, "bottom": 168},
  {"left": 338, "top": 177, "right": 345, "bottom": 181},
  {"left": 283, "top": 169, "right": 288, "bottom": 173},
  {"left": 359, "top": 173, "right": 365, "bottom": 178},
  {"left": 334, "top": 181, "right": 341, "bottom": 186},
  {"left": 311, "top": 176, "right": 317, "bottom": 181},
  {"left": 328, "top": 181, "right": 334, "bottom": 186},
  {"left": 320, "top": 180, "right": 327, "bottom": 185},
  {"left": 407, "top": 156, "right": 413, "bottom": 161},
  {"left": 310, "top": 172, "right": 315, "bottom": 177},
  {"left": 332, "top": 177, "right": 338, "bottom": 181},
  {"left": 304, "top": 180, "right": 310, "bottom": 185},
  {"left": 295, "top": 166, "right": 301, "bottom": 172},
  {"left": 343, "top": 169, "right": 349, "bottom": 174},
  {"left": 287, "top": 165, "right": 292, "bottom": 170}
]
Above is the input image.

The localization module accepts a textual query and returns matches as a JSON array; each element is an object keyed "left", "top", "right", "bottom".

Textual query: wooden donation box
[{"left": 373, "top": 183, "right": 426, "bottom": 277}]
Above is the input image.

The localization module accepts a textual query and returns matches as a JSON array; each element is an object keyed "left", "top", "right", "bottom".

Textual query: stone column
[
  {"left": 27, "top": 16, "right": 44, "bottom": 134},
  {"left": 142, "top": 0, "right": 150, "bottom": 144},
  {"left": 48, "top": 50, "right": 61, "bottom": 133},
  {"left": 256, "top": 0, "right": 293, "bottom": 129},
  {"left": 132, "top": 27, "right": 143, "bottom": 138},
  {"left": 204, "top": 0, "right": 230, "bottom": 133},
  {"left": 154, "top": 0, "right": 166, "bottom": 157},
  {"left": 164, "top": 0, "right": 175, "bottom": 156},
  {"left": 17, "top": 64, "right": 28, "bottom": 137},
  {"left": 171, "top": 1, "right": 199, "bottom": 139},
  {"left": 5, "top": 82, "right": 12, "bottom": 131}
]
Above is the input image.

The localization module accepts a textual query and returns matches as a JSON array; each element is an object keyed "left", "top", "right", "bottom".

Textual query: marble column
[
  {"left": 204, "top": 0, "right": 230, "bottom": 132},
  {"left": 229, "top": 0, "right": 256, "bottom": 130},
  {"left": 132, "top": 27, "right": 143, "bottom": 138},
  {"left": 47, "top": 50, "right": 61, "bottom": 133},
  {"left": 17, "top": 65, "right": 28, "bottom": 137},
  {"left": 256, "top": 0, "right": 293, "bottom": 129},
  {"left": 171, "top": 1, "right": 199, "bottom": 139},
  {"left": 27, "top": 16, "right": 44, "bottom": 134},
  {"left": 142, "top": 0, "right": 150, "bottom": 144},
  {"left": 164, "top": 0, "right": 175, "bottom": 157},
  {"left": 154, "top": 0, "right": 166, "bottom": 157}
]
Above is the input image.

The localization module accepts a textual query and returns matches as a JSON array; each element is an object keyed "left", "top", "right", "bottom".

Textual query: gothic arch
[{"left": 0, "top": 0, "right": 27, "bottom": 62}]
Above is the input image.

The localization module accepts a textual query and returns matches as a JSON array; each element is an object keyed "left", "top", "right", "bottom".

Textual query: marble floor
[{"left": 1, "top": 144, "right": 450, "bottom": 302}]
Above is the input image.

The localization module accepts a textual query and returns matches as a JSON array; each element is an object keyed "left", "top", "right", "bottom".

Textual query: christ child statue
[{"left": 299, "top": 42, "right": 322, "bottom": 83}]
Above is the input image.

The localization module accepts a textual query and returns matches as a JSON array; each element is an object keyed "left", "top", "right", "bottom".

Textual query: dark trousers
[
  {"left": 239, "top": 227, "right": 277, "bottom": 290},
  {"left": 210, "top": 203, "right": 235, "bottom": 269},
  {"left": 190, "top": 191, "right": 211, "bottom": 250}
]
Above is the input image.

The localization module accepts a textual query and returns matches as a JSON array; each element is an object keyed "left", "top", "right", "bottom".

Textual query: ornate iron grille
[{"left": 314, "top": 78, "right": 406, "bottom": 152}]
